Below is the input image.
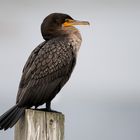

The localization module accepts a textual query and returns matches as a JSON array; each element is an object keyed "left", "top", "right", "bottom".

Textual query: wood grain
[{"left": 14, "top": 109, "right": 64, "bottom": 140}]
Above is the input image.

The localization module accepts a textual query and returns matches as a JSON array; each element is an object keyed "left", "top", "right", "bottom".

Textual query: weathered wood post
[{"left": 14, "top": 109, "right": 64, "bottom": 140}]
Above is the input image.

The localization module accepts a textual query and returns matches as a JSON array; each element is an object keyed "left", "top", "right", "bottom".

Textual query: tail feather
[
  {"left": 2, "top": 107, "right": 21, "bottom": 130},
  {"left": 0, "top": 105, "right": 25, "bottom": 130},
  {"left": 9, "top": 108, "right": 25, "bottom": 128},
  {"left": 0, "top": 105, "right": 17, "bottom": 122},
  {"left": 0, "top": 106, "right": 19, "bottom": 126}
]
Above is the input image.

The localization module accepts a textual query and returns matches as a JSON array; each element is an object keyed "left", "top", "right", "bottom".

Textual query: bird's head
[{"left": 41, "top": 13, "right": 89, "bottom": 40}]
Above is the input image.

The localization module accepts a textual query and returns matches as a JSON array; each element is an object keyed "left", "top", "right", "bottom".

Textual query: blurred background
[{"left": 0, "top": 0, "right": 140, "bottom": 140}]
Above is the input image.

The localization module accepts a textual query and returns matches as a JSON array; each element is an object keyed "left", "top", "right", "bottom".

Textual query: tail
[{"left": 0, "top": 105, "right": 25, "bottom": 130}]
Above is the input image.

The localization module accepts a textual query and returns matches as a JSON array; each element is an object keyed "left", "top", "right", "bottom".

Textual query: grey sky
[{"left": 0, "top": 0, "right": 140, "bottom": 140}]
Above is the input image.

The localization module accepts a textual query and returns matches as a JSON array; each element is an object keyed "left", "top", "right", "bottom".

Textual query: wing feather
[{"left": 17, "top": 37, "right": 76, "bottom": 107}]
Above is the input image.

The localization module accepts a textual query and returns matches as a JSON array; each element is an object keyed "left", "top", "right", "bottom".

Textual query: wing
[
  {"left": 18, "top": 41, "right": 46, "bottom": 89},
  {"left": 16, "top": 37, "right": 76, "bottom": 107},
  {"left": 22, "top": 41, "right": 46, "bottom": 74}
]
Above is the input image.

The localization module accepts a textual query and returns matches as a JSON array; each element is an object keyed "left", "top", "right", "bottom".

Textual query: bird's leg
[
  {"left": 35, "top": 105, "right": 38, "bottom": 109},
  {"left": 45, "top": 102, "right": 61, "bottom": 113},
  {"left": 46, "top": 102, "right": 51, "bottom": 110}
]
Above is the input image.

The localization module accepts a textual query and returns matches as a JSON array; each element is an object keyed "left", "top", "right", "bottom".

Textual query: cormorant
[{"left": 0, "top": 13, "right": 89, "bottom": 130}]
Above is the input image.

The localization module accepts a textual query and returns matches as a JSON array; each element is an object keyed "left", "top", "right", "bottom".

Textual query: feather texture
[{"left": 17, "top": 37, "right": 78, "bottom": 107}]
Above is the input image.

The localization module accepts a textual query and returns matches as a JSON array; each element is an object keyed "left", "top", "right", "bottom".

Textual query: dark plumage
[{"left": 0, "top": 13, "right": 89, "bottom": 130}]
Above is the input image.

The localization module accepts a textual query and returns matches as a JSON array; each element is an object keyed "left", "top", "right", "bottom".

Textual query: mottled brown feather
[{"left": 17, "top": 37, "right": 76, "bottom": 107}]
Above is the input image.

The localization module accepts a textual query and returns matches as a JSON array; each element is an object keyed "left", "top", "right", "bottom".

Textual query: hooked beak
[{"left": 63, "top": 19, "right": 90, "bottom": 27}]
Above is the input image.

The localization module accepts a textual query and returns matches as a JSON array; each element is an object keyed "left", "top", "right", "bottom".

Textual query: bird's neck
[
  {"left": 65, "top": 27, "right": 82, "bottom": 52},
  {"left": 42, "top": 26, "right": 82, "bottom": 44}
]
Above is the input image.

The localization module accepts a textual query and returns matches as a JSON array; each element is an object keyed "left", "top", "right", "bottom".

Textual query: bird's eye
[{"left": 65, "top": 19, "right": 69, "bottom": 22}]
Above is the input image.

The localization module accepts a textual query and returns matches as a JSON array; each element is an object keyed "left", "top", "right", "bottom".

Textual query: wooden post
[{"left": 14, "top": 109, "right": 64, "bottom": 140}]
